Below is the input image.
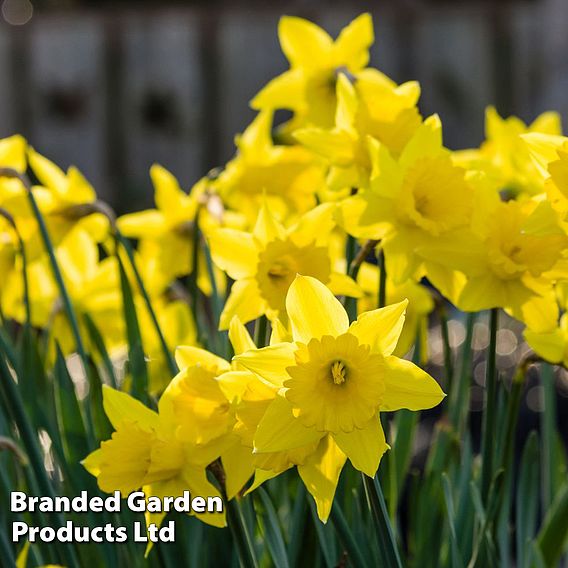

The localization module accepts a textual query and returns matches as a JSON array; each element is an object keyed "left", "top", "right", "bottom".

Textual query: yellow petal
[
  {"left": 228, "top": 316, "right": 256, "bottom": 355},
  {"left": 524, "top": 327, "right": 565, "bottom": 365},
  {"left": 150, "top": 164, "right": 185, "bottom": 215},
  {"left": 219, "top": 279, "right": 266, "bottom": 330},
  {"left": 117, "top": 210, "right": 166, "bottom": 238},
  {"left": 286, "top": 275, "right": 349, "bottom": 342},
  {"left": 254, "top": 395, "right": 324, "bottom": 453},
  {"left": 234, "top": 343, "right": 297, "bottom": 388},
  {"left": 28, "top": 147, "right": 67, "bottom": 192},
  {"left": 208, "top": 228, "right": 259, "bottom": 280},
  {"left": 399, "top": 114, "right": 444, "bottom": 169},
  {"left": 333, "top": 13, "right": 373, "bottom": 69},
  {"left": 174, "top": 345, "right": 230, "bottom": 373},
  {"left": 333, "top": 415, "right": 388, "bottom": 477},
  {"left": 253, "top": 200, "right": 287, "bottom": 245},
  {"left": 288, "top": 203, "right": 335, "bottom": 248},
  {"left": 222, "top": 443, "right": 255, "bottom": 500},
  {"left": 294, "top": 128, "right": 354, "bottom": 166},
  {"left": 216, "top": 371, "right": 256, "bottom": 402},
  {"left": 328, "top": 272, "right": 363, "bottom": 298},
  {"left": 349, "top": 299, "right": 408, "bottom": 356},
  {"left": 298, "top": 435, "right": 346, "bottom": 523},
  {"left": 381, "top": 356, "right": 445, "bottom": 411},
  {"left": 245, "top": 468, "right": 282, "bottom": 495},
  {"left": 278, "top": 16, "right": 333, "bottom": 69},
  {"left": 269, "top": 318, "right": 292, "bottom": 344},
  {"left": 251, "top": 69, "right": 305, "bottom": 110},
  {"left": 0, "top": 134, "right": 26, "bottom": 172},
  {"left": 182, "top": 466, "right": 227, "bottom": 528},
  {"left": 102, "top": 385, "right": 159, "bottom": 431}
]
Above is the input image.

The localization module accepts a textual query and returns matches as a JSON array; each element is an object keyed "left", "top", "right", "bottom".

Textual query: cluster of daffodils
[{"left": 2, "top": 13, "right": 568, "bottom": 534}]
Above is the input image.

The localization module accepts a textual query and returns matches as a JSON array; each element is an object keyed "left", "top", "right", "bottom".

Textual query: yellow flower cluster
[{"left": 1, "top": 13, "right": 566, "bottom": 531}]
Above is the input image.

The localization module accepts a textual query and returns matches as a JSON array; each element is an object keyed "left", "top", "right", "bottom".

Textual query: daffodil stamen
[{"left": 330, "top": 360, "right": 347, "bottom": 385}]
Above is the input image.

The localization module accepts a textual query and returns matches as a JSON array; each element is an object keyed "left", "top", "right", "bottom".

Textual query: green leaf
[
  {"left": 442, "top": 473, "right": 464, "bottom": 568},
  {"left": 535, "top": 481, "right": 568, "bottom": 568},
  {"left": 330, "top": 501, "right": 370, "bottom": 568},
  {"left": 83, "top": 313, "right": 118, "bottom": 388},
  {"left": 516, "top": 432, "right": 539, "bottom": 568},
  {"left": 254, "top": 487, "right": 290, "bottom": 568},
  {"left": 307, "top": 496, "right": 337, "bottom": 568},
  {"left": 117, "top": 254, "right": 149, "bottom": 404}
]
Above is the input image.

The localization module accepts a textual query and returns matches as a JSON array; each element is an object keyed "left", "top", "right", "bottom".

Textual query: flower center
[
  {"left": 330, "top": 360, "right": 347, "bottom": 385},
  {"left": 268, "top": 261, "right": 291, "bottom": 279}
]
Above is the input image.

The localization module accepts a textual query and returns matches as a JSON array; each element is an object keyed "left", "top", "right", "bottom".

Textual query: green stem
[
  {"left": 330, "top": 503, "right": 370, "bottom": 568},
  {"left": 377, "top": 248, "right": 387, "bottom": 309},
  {"left": 190, "top": 213, "right": 201, "bottom": 328},
  {"left": 481, "top": 307, "right": 499, "bottom": 502},
  {"left": 541, "top": 363, "right": 557, "bottom": 510},
  {"left": 499, "top": 356, "right": 538, "bottom": 476},
  {"left": 449, "top": 312, "right": 476, "bottom": 432},
  {"left": 254, "top": 316, "right": 268, "bottom": 348},
  {"left": 115, "top": 230, "right": 178, "bottom": 377},
  {"left": 227, "top": 498, "right": 259, "bottom": 568},
  {"left": 362, "top": 474, "right": 403, "bottom": 568},
  {"left": 439, "top": 304, "right": 454, "bottom": 389}
]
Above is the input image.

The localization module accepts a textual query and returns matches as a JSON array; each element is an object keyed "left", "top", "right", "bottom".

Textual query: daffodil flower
[
  {"left": 418, "top": 189, "right": 568, "bottom": 332},
  {"left": 213, "top": 110, "right": 324, "bottom": 222},
  {"left": 117, "top": 164, "right": 223, "bottom": 296},
  {"left": 294, "top": 71, "right": 421, "bottom": 192},
  {"left": 235, "top": 275, "right": 444, "bottom": 521},
  {"left": 337, "top": 115, "right": 473, "bottom": 284},
  {"left": 209, "top": 201, "right": 361, "bottom": 328},
  {"left": 454, "top": 107, "right": 562, "bottom": 198},
  {"left": 83, "top": 386, "right": 227, "bottom": 535},
  {"left": 252, "top": 14, "right": 374, "bottom": 135}
]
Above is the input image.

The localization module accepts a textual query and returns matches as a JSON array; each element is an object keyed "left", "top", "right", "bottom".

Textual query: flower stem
[
  {"left": 377, "top": 248, "right": 387, "bottom": 308},
  {"left": 254, "top": 315, "right": 268, "bottom": 348},
  {"left": 438, "top": 303, "right": 454, "bottom": 389},
  {"left": 481, "top": 307, "right": 499, "bottom": 502},
  {"left": 362, "top": 473, "right": 403, "bottom": 568},
  {"left": 227, "top": 498, "right": 259, "bottom": 568},
  {"left": 115, "top": 229, "right": 178, "bottom": 377}
]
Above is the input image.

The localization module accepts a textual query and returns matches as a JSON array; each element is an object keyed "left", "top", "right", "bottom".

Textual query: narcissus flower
[
  {"left": 83, "top": 386, "right": 227, "bottom": 533},
  {"left": 235, "top": 275, "right": 444, "bottom": 521},
  {"left": 295, "top": 71, "right": 421, "bottom": 191},
  {"left": 252, "top": 14, "right": 374, "bottom": 135},
  {"left": 525, "top": 312, "right": 568, "bottom": 368},
  {"left": 419, "top": 189, "right": 568, "bottom": 331},
  {"left": 338, "top": 115, "right": 473, "bottom": 284},
  {"left": 118, "top": 164, "right": 223, "bottom": 296},
  {"left": 454, "top": 107, "right": 562, "bottom": 198},
  {"left": 213, "top": 110, "right": 324, "bottom": 222},
  {"left": 209, "top": 201, "right": 361, "bottom": 328}
]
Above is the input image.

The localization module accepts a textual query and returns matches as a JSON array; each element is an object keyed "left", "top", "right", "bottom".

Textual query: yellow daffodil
[
  {"left": 209, "top": 201, "right": 361, "bottom": 329},
  {"left": 252, "top": 14, "right": 374, "bottom": 135},
  {"left": 213, "top": 110, "right": 324, "bottom": 223},
  {"left": 117, "top": 165, "right": 220, "bottom": 294},
  {"left": 419, "top": 188, "right": 568, "bottom": 331},
  {"left": 83, "top": 386, "right": 227, "bottom": 533},
  {"left": 28, "top": 148, "right": 109, "bottom": 245},
  {"left": 234, "top": 275, "right": 444, "bottom": 521},
  {"left": 2, "top": 227, "right": 123, "bottom": 348},
  {"left": 454, "top": 107, "right": 562, "bottom": 198},
  {"left": 522, "top": 132, "right": 568, "bottom": 217},
  {"left": 338, "top": 115, "right": 473, "bottom": 284},
  {"left": 294, "top": 71, "right": 421, "bottom": 192}
]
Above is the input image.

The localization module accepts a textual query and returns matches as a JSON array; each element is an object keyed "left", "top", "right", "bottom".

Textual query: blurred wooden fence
[{"left": 0, "top": 1, "right": 567, "bottom": 208}]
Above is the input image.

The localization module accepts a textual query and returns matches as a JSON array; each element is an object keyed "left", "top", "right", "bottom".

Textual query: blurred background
[{"left": 0, "top": 0, "right": 567, "bottom": 212}]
